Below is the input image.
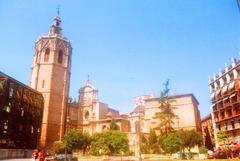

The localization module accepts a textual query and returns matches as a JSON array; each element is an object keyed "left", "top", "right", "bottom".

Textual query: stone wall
[{"left": 0, "top": 149, "right": 33, "bottom": 159}]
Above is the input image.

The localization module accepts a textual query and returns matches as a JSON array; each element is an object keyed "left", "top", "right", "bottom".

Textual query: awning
[
  {"left": 221, "top": 85, "right": 228, "bottom": 94},
  {"left": 211, "top": 93, "right": 215, "bottom": 99},
  {"left": 216, "top": 100, "right": 222, "bottom": 104},
  {"left": 223, "top": 97, "right": 229, "bottom": 101},
  {"left": 216, "top": 89, "right": 221, "bottom": 95},
  {"left": 230, "top": 93, "right": 236, "bottom": 98},
  {"left": 229, "top": 81, "right": 235, "bottom": 90},
  {"left": 211, "top": 103, "right": 216, "bottom": 108}
]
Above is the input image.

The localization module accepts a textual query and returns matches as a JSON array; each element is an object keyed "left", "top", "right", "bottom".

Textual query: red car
[
  {"left": 230, "top": 143, "right": 240, "bottom": 152},
  {"left": 208, "top": 150, "right": 239, "bottom": 159}
]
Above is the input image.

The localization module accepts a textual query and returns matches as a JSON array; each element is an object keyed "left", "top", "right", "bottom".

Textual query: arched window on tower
[
  {"left": 35, "top": 51, "right": 39, "bottom": 64},
  {"left": 84, "top": 111, "right": 90, "bottom": 120},
  {"left": 58, "top": 50, "right": 63, "bottom": 64},
  {"left": 44, "top": 48, "right": 50, "bottom": 62}
]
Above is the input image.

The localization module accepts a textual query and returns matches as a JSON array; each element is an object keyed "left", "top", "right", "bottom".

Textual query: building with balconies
[{"left": 210, "top": 58, "right": 240, "bottom": 146}]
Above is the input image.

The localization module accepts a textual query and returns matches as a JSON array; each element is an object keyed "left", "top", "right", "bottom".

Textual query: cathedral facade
[
  {"left": 67, "top": 81, "right": 202, "bottom": 154},
  {"left": 68, "top": 80, "right": 130, "bottom": 134}
]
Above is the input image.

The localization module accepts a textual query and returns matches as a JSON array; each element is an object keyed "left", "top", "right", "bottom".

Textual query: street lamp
[
  {"left": 138, "top": 112, "right": 142, "bottom": 161},
  {"left": 64, "top": 97, "right": 72, "bottom": 134},
  {"left": 121, "top": 151, "right": 124, "bottom": 161},
  {"left": 64, "top": 97, "right": 72, "bottom": 161}
]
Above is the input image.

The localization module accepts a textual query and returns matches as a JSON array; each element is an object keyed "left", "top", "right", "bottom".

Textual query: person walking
[
  {"left": 32, "top": 149, "right": 38, "bottom": 161},
  {"left": 39, "top": 149, "right": 45, "bottom": 161}
]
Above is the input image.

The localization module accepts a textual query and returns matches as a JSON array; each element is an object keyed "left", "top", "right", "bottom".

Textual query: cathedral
[
  {"left": 28, "top": 14, "right": 201, "bottom": 154},
  {"left": 67, "top": 79, "right": 202, "bottom": 154}
]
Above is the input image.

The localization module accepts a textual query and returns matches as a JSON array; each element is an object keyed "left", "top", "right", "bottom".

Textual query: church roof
[
  {"left": 145, "top": 93, "right": 199, "bottom": 105},
  {"left": 106, "top": 111, "right": 113, "bottom": 118},
  {"left": 131, "top": 105, "right": 144, "bottom": 114},
  {"left": 201, "top": 113, "right": 211, "bottom": 122}
]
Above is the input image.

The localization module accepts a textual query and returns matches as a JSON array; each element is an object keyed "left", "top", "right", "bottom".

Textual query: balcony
[
  {"left": 215, "top": 113, "right": 240, "bottom": 123},
  {"left": 224, "top": 102, "right": 231, "bottom": 107}
]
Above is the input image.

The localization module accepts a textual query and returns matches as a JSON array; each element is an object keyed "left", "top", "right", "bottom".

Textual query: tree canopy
[
  {"left": 178, "top": 129, "right": 202, "bottom": 152},
  {"left": 217, "top": 130, "right": 229, "bottom": 144},
  {"left": 81, "top": 132, "right": 92, "bottom": 155},
  {"left": 61, "top": 129, "right": 83, "bottom": 152},
  {"left": 161, "top": 132, "right": 181, "bottom": 154},
  {"left": 90, "top": 130, "right": 129, "bottom": 156},
  {"left": 160, "top": 129, "right": 202, "bottom": 154},
  {"left": 148, "top": 129, "right": 159, "bottom": 153}
]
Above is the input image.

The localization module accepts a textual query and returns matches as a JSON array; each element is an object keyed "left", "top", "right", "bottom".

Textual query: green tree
[
  {"left": 178, "top": 130, "right": 202, "bottom": 152},
  {"left": 90, "top": 130, "right": 129, "bottom": 156},
  {"left": 161, "top": 132, "right": 181, "bottom": 154},
  {"left": 155, "top": 80, "right": 177, "bottom": 135},
  {"left": 140, "top": 134, "right": 149, "bottom": 154},
  {"left": 199, "top": 147, "right": 208, "bottom": 154},
  {"left": 217, "top": 130, "right": 229, "bottom": 148},
  {"left": 109, "top": 119, "right": 119, "bottom": 130},
  {"left": 53, "top": 141, "right": 65, "bottom": 154},
  {"left": 61, "top": 129, "right": 83, "bottom": 152},
  {"left": 148, "top": 129, "right": 159, "bottom": 153},
  {"left": 82, "top": 132, "right": 92, "bottom": 155}
]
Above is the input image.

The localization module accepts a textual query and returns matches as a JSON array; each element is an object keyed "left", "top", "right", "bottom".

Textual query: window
[
  {"left": 229, "top": 73, "right": 234, "bottom": 81},
  {"left": 3, "top": 120, "right": 8, "bottom": 133},
  {"left": 225, "top": 123, "right": 228, "bottom": 130},
  {"left": 227, "top": 109, "right": 232, "bottom": 117},
  {"left": 231, "top": 121, "right": 235, "bottom": 129},
  {"left": 3, "top": 102, "right": 11, "bottom": 113},
  {"left": 21, "top": 108, "right": 24, "bottom": 116},
  {"left": 31, "top": 126, "right": 34, "bottom": 134},
  {"left": 9, "top": 87, "right": 14, "bottom": 97},
  {"left": 35, "top": 51, "right": 39, "bottom": 64},
  {"left": 42, "top": 80, "right": 45, "bottom": 88},
  {"left": 218, "top": 124, "right": 221, "bottom": 130},
  {"left": 44, "top": 48, "right": 50, "bottom": 62},
  {"left": 84, "top": 111, "right": 89, "bottom": 120},
  {"left": 223, "top": 77, "right": 227, "bottom": 86},
  {"left": 220, "top": 111, "right": 225, "bottom": 119},
  {"left": 58, "top": 50, "right": 63, "bottom": 64}
]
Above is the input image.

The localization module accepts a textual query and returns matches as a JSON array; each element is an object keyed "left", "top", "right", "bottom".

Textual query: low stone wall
[{"left": 0, "top": 149, "right": 33, "bottom": 160}]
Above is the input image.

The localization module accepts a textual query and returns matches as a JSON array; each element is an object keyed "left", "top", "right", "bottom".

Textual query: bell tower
[{"left": 29, "top": 15, "right": 72, "bottom": 148}]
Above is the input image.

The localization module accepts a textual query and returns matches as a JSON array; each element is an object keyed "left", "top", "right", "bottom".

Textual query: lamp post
[
  {"left": 121, "top": 151, "right": 124, "bottom": 161},
  {"left": 64, "top": 97, "right": 72, "bottom": 134},
  {"left": 64, "top": 97, "right": 72, "bottom": 161},
  {"left": 138, "top": 112, "right": 142, "bottom": 161},
  {"left": 99, "top": 149, "right": 102, "bottom": 160}
]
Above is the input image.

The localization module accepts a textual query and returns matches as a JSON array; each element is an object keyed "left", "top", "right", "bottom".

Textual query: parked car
[
  {"left": 45, "top": 155, "right": 55, "bottom": 161},
  {"left": 230, "top": 143, "right": 240, "bottom": 153},
  {"left": 54, "top": 154, "right": 77, "bottom": 161},
  {"left": 208, "top": 150, "right": 239, "bottom": 159}
]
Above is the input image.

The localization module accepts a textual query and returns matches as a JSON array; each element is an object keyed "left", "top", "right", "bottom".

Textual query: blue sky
[{"left": 0, "top": 0, "right": 240, "bottom": 117}]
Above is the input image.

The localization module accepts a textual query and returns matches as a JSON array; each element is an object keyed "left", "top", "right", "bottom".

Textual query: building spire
[
  {"left": 49, "top": 9, "right": 62, "bottom": 36},
  {"left": 57, "top": 6, "right": 60, "bottom": 16},
  {"left": 86, "top": 75, "right": 91, "bottom": 85}
]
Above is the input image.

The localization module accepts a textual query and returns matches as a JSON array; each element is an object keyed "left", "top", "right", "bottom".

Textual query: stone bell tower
[{"left": 29, "top": 15, "right": 72, "bottom": 148}]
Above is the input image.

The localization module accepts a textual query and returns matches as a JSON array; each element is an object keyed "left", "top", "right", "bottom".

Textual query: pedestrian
[
  {"left": 39, "top": 149, "right": 45, "bottom": 161},
  {"left": 32, "top": 149, "right": 38, "bottom": 161}
]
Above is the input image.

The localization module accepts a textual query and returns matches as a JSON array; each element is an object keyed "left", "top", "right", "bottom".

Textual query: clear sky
[{"left": 0, "top": 0, "right": 240, "bottom": 117}]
